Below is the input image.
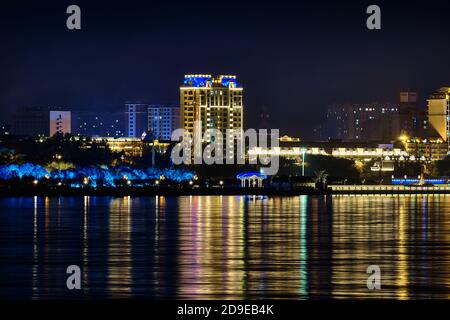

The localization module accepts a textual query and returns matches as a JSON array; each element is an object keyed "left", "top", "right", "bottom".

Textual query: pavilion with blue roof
[{"left": 236, "top": 171, "right": 267, "bottom": 188}]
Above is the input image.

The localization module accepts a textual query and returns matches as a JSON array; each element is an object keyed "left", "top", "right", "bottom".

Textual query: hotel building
[
  {"left": 427, "top": 87, "right": 450, "bottom": 144},
  {"left": 180, "top": 74, "right": 243, "bottom": 142}
]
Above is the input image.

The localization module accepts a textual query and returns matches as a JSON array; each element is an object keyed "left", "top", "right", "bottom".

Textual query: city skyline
[
  {"left": 2, "top": 1, "right": 450, "bottom": 137},
  {"left": 0, "top": 77, "right": 444, "bottom": 140}
]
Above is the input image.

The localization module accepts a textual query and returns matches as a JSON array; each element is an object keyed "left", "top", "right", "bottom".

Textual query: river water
[{"left": 0, "top": 195, "right": 449, "bottom": 299}]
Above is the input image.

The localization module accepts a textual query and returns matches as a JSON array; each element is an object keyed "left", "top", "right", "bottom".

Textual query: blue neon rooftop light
[
  {"left": 183, "top": 74, "right": 240, "bottom": 88},
  {"left": 221, "top": 76, "right": 239, "bottom": 88},
  {"left": 183, "top": 75, "right": 211, "bottom": 87}
]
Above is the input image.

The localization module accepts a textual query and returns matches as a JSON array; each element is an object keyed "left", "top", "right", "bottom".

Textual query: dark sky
[{"left": 1, "top": 0, "right": 450, "bottom": 137}]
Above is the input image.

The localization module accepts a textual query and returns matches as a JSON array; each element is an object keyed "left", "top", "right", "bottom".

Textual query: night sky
[{"left": 1, "top": 0, "right": 450, "bottom": 137}]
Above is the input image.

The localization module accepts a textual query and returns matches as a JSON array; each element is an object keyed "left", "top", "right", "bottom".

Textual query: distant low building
[
  {"left": 404, "top": 137, "right": 448, "bottom": 161},
  {"left": 249, "top": 139, "right": 435, "bottom": 175},
  {"left": 77, "top": 136, "right": 170, "bottom": 158},
  {"left": 249, "top": 140, "right": 410, "bottom": 162}
]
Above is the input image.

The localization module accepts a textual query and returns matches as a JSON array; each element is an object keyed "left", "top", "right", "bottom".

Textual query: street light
[{"left": 300, "top": 148, "right": 307, "bottom": 177}]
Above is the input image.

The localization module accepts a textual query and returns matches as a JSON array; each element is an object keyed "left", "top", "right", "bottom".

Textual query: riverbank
[
  {"left": 0, "top": 185, "right": 322, "bottom": 197},
  {"left": 2, "top": 185, "right": 450, "bottom": 197},
  {"left": 330, "top": 184, "right": 450, "bottom": 194}
]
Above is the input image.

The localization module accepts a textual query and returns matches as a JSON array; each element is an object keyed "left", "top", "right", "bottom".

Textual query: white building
[{"left": 148, "top": 105, "right": 180, "bottom": 140}]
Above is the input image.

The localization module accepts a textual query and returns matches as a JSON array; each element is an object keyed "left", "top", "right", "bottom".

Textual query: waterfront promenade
[{"left": 330, "top": 184, "right": 450, "bottom": 194}]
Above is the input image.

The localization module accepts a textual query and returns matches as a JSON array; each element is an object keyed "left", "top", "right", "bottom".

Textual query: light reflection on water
[{"left": 0, "top": 194, "right": 449, "bottom": 299}]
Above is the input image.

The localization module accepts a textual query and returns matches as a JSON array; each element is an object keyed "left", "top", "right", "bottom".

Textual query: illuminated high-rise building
[
  {"left": 326, "top": 103, "right": 399, "bottom": 142},
  {"left": 148, "top": 105, "right": 180, "bottom": 140},
  {"left": 180, "top": 74, "right": 243, "bottom": 142},
  {"left": 427, "top": 88, "right": 450, "bottom": 153},
  {"left": 125, "top": 102, "right": 148, "bottom": 138},
  {"left": 125, "top": 103, "right": 180, "bottom": 140},
  {"left": 398, "top": 90, "right": 427, "bottom": 138}
]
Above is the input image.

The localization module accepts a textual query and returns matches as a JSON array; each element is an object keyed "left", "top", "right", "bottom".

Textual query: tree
[{"left": 306, "top": 155, "right": 360, "bottom": 179}]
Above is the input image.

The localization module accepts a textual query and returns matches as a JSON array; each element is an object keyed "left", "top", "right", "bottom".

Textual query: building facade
[
  {"left": 148, "top": 105, "right": 180, "bottom": 140},
  {"left": 399, "top": 90, "right": 418, "bottom": 105},
  {"left": 427, "top": 87, "right": 450, "bottom": 143},
  {"left": 180, "top": 74, "right": 243, "bottom": 142},
  {"left": 326, "top": 103, "right": 400, "bottom": 142},
  {"left": 405, "top": 138, "right": 448, "bottom": 161},
  {"left": 326, "top": 92, "right": 427, "bottom": 143},
  {"left": 398, "top": 90, "right": 427, "bottom": 138},
  {"left": 125, "top": 103, "right": 180, "bottom": 140},
  {"left": 125, "top": 103, "right": 149, "bottom": 138}
]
